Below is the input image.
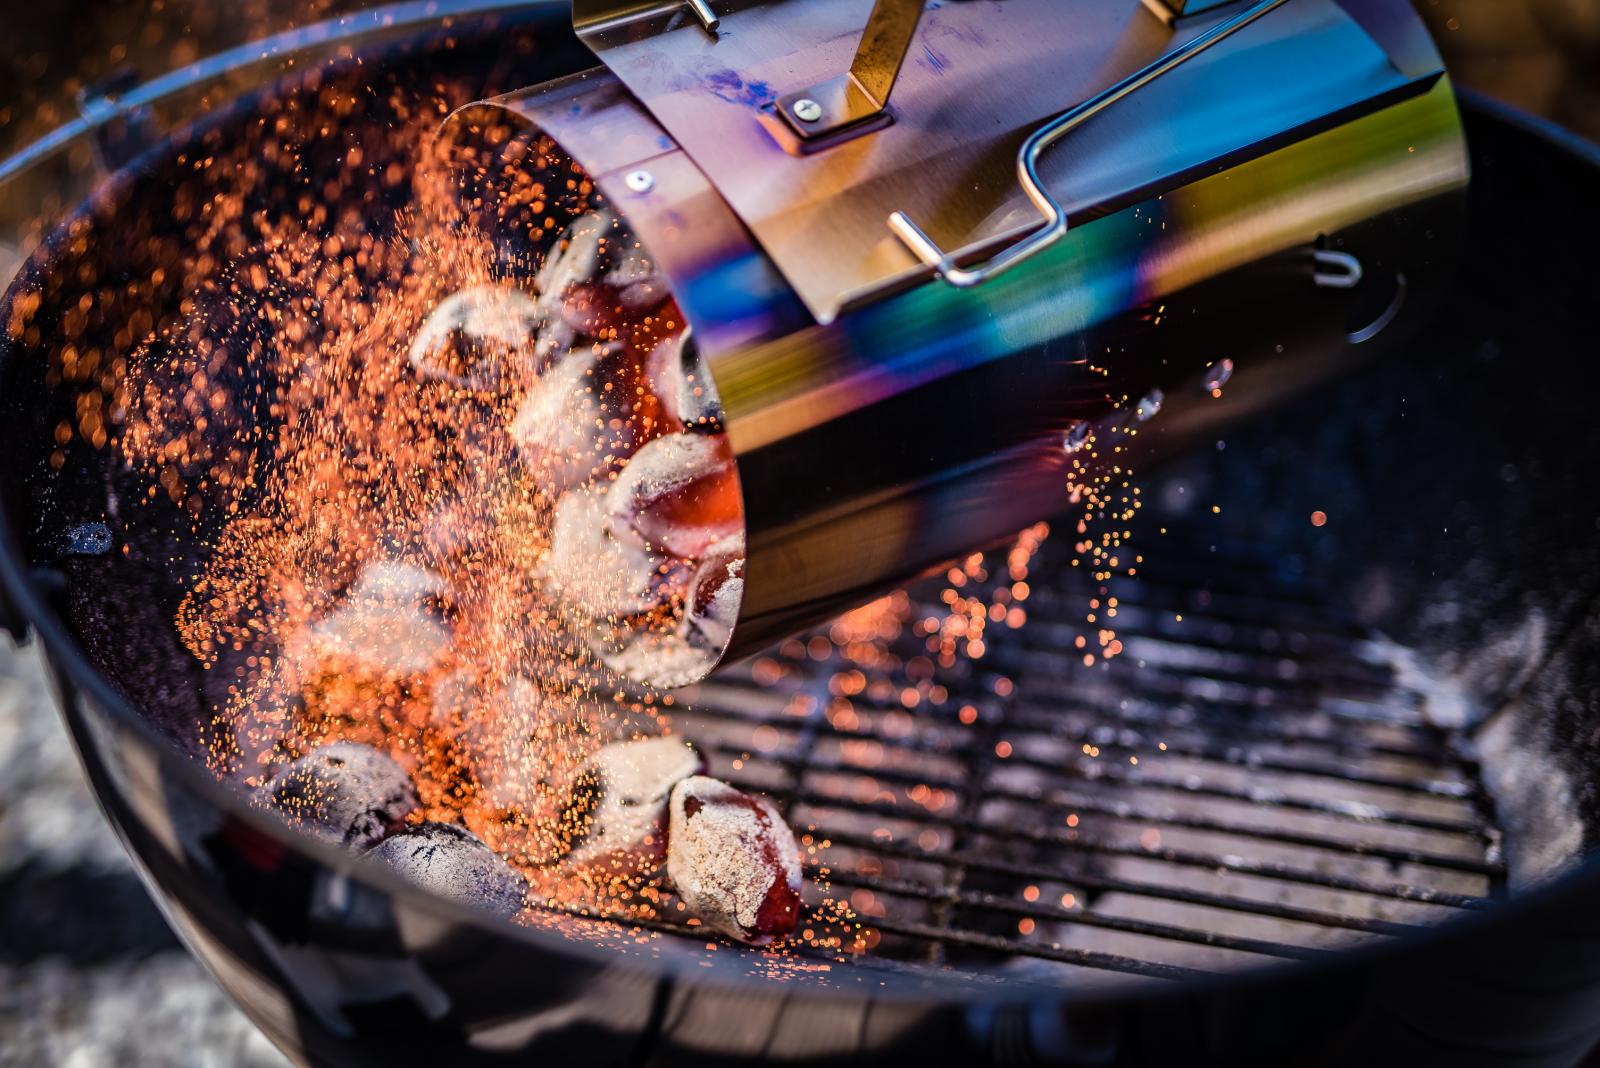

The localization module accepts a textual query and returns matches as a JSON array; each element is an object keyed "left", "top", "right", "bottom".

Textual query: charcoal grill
[{"left": 4, "top": 4, "right": 1600, "bottom": 1067}]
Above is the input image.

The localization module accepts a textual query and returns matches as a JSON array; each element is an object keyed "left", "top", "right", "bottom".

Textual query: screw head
[
  {"left": 624, "top": 169, "right": 655, "bottom": 193},
  {"left": 792, "top": 98, "right": 823, "bottom": 123}
]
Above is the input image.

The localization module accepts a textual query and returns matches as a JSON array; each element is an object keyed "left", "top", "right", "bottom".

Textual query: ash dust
[
  {"left": 25, "top": 60, "right": 1155, "bottom": 976},
  {"left": 61, "top": 79, "right": 862, "bottom": 969}
]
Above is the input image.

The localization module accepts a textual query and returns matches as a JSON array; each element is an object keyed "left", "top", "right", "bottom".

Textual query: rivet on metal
[
  {"left": 624, "top": 170, "right": 655, "bottom": 194},
  {"left": 792, "top": 99, "right": 824, "bottom": 123}
]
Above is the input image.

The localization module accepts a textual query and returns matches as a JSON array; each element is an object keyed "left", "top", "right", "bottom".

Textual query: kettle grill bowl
[{"left": 1, "top": 11, "right": 1600, "bottom": 1066}]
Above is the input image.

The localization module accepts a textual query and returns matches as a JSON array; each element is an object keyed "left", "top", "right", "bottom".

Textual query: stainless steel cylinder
[{"left": 444, "top": 0, "right": 1469, "bottom": 678}]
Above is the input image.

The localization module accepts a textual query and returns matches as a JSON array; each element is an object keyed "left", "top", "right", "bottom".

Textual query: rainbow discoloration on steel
[
  {"left": 703, "top": 79, "right": 1466, "bottom": 651},
  {"left": 714, "top": 80, "right": 1466, "bottom": 456},
  {"left": 450, "top": 13, "right": 1468, "bottom": 662}
]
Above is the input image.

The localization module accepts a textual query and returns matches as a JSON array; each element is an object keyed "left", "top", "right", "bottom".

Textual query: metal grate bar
[
  {"left": 781, "top": 793, "right": 1490, "bottom": 907},
  {"left": 976, "top": 790, "right": 1501, "bottom": 876},
  {"left": 995, "top": 752, "right": 1492, "bottom": 838},
  {"left": 913, "top": 677, "right": 1006, "bottom": 965},
  {"left": 700, "top": 738, "right": 1492, "bottom": 840},
  {"left": 825, "top": 869, "right": 1327, "bottom": 961},
  {"left": 986, "top": 714, "right": 1476, "bottom": 799},
  {"left": 1017, "top": 667, "right": 1447, "bottom": 739},
  {"left": 865, "top": 916, "right": 1206, "bottom": 981},
  {"left": 1002, "top": 695, "right": 1476, "bottom": 769},
  {"left": 821, "top": 830, "right": 1430, "bottom": 937},
  {"left": 1003, "top": 646, "right": 1425, "bottom": 718}
]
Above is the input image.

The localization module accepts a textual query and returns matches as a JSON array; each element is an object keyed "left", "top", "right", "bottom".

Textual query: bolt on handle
[{"left": 890, "top": 0, "right": 1296, "bottom": 289}]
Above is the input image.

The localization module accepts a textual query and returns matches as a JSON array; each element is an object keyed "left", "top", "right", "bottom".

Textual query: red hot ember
[
  {"left": 563, "top": 736, "right": 706, "bottom": 877},
  {"left": 106, "top": 108, "right": 822, "bottom": 950},
  {"left": 667, "top": 776, "right": 804, "bottom": 946}
]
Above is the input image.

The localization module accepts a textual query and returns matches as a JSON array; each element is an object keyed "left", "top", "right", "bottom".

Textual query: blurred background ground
[
  {"left": 1, "top": 1, "right": 1597, "bottom": 1065},
  {"left": 0, "top": 641, "right": 286, "bottom": 1067}
]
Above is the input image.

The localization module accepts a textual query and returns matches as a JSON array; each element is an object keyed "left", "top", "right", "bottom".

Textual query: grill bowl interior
[{"left": 3, "top": 10, "right": 1600, "bottom": 1064}]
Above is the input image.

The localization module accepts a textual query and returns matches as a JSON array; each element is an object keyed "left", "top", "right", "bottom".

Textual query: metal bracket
[
  {"left": 888, "top": 0, "right": 1293, "bottom": 289},
  {"left": 1140, "top": 0, "right": 1245, "bottom": 24},
  {"left": 770, "top": 0, "right": 925, "bottom": 148}
]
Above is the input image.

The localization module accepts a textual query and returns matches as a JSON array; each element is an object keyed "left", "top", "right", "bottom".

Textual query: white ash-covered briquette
[
  {"left": 508, "top": 341, "right": 629, "bottom": 495},
  {"left": 258, "top": 742, "right": 420, "bottom": 850},
  {"left": 346, "top": 559, "right": 455, "bottom": 615},
  {"left": 544, "top": 485, "right": 684, "bottom": 622},
  {"left": 605, "top": 432, "right": 742, "bottom": 561},
  {"left": 407, "top": 282, "right": 543, "bottom": 389},
  {"left": 606, "top": 238, "right": 669, "bottom": 313},
  {"left": 289, "top": 573, "right": 453, "bottom": 681},
  {"left": 286, "top": 558, "right": 456, "bottom": 677},
  {"left": 666, "top": 776, "right": 803, "bottom": 946},
  {"left": 593, "top": 630, "right": 720, "bottom": 691},
  {"left": 591, "top": 541, "right": 745, "bottom": 686},
  {"left": 367, "top": 821, "right": 528, "bottom": 919},
  {"left": 535, "top": 210, "right": 616, "bottom": 315},
  {"left": 644, "top": 332, "right": 721, "bottom": 431},
  {"left": 562, "top": 736, "right": 706, "bottom": 875},
  {"left": 682, "top": 546, "right": 745, "bottom": 654}
]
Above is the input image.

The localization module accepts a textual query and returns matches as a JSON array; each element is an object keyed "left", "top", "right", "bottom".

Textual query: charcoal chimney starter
[{"left": 443, "top": 0, "right": 1469, "bottom": 686}]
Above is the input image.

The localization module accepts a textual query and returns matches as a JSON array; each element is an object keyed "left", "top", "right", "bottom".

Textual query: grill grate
[{"left": 661, "top": 526, "right": 1504, "bottom": 983}]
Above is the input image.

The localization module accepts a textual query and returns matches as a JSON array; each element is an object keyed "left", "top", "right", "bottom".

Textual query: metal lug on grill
[
  {"left": 1313, "top": 249, "right": 1365, "bottom": 290},
  {"left": 74, "top": 67, "right": 158, "bottom": 176}
]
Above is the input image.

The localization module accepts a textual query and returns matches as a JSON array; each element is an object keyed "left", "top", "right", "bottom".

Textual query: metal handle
[{"left": 888, "top": 0, "right": 1295, "bottom": 289}]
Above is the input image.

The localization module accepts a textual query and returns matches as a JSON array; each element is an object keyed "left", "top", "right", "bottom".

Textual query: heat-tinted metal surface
[
  {"left": 2, "top": 13, "right": 1600, "bottom": 1064},
  {"left": 462, "top": 69, "right": 1466, "bottom": 666},
  {"left": 574, "top": 0, "right": 1446, "bottom": 320}
]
